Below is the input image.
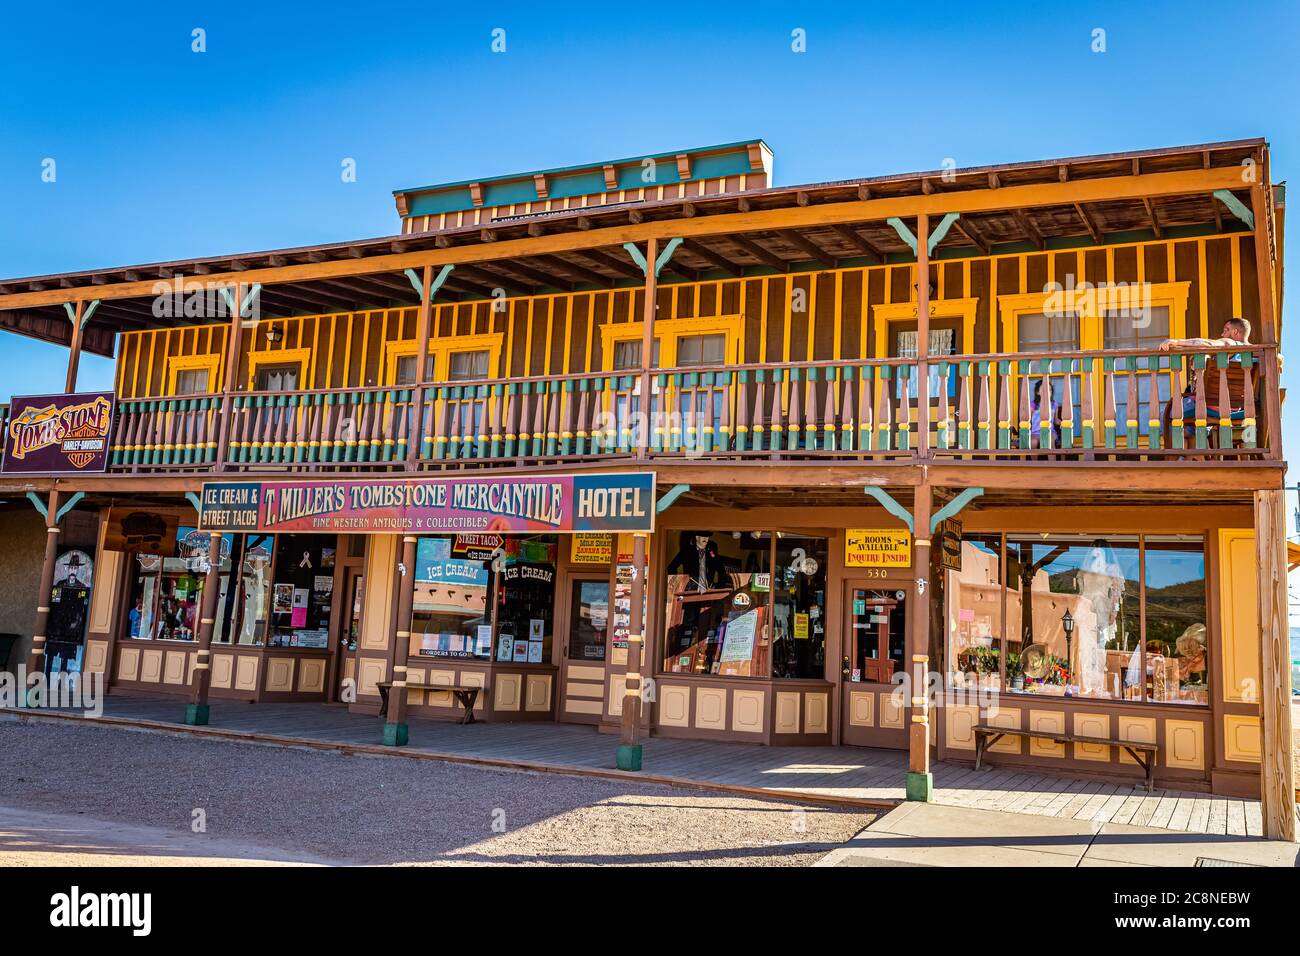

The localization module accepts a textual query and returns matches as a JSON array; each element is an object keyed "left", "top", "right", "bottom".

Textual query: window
[
  {"left": 676, "top": 333, "right": 726, "bottom": 367},
  {"left": 174, "top": 368, "right": 211, "bottom": 396},
  {"left": 1017, "top": 312, "right": 1082, "bottom": 353},
  {"left": 662, "top": 531, "right": 771, "bottom": 677},
  {"left": 1104, "top": 306, "right": 1173, "bottom": 439},
  {"left": 394, "top": 354, "right": 436, "bottom": 387},
  {"left": 408, "top": 534, "right": 557, "bottom": 663},
  {"left": 254, "top": 364, "right": 300, "bottom": 391},
  {"left": 448, "top": 349, "right": 491, "bottom": 381},
  {"left": 612, "top": 338, "right": 661, "bottom": 371},
  {"left": 771, "top": 535, "right": 828, "bottom": 679},
  {"left": 946, "top": 533, "right": 1207, "bottom": 705},
  {"left": 568, "top": 580, "right": 610, "bottom": 662},
  {"left": 267, "top": 535, "right": 336, "bottom": 648}
]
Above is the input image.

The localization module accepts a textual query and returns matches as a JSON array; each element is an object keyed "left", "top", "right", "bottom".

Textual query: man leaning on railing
[{"left": 1157, "top": 318, "right": 1252, "bottom": 449}]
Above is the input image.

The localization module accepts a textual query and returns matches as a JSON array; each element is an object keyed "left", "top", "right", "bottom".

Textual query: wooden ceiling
[{"left": 0, "top": 138, "right": 1269, "bottom": 355}]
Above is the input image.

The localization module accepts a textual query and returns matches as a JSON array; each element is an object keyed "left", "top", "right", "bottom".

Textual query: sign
[
  {"left": 845, "top": 529, "right": 912, "bottom": 568},
  {"left": 102, "top": 507, "right": 184, "bottom": 555},
  {"left": 2, "top": 392, "right": 115, "bottom": 474},
  {"left": 452, "top": 533, "right": 504, "bottom": 560},
  {"left": 938, "top": 517, "right": 962, "bottom": 572},
  {"left": 571, "top": 532, "right": 613, "bottom": 565},
  {"left": 416, "top": 539, "right": 490, "bottom": 587},
  {"left": 197, "top": 472, "right": 656, "bottom": 534}
]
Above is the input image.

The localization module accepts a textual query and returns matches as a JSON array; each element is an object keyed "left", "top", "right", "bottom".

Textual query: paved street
[{"left": 0, "top": 719, "right": 875, "bottom": 867}]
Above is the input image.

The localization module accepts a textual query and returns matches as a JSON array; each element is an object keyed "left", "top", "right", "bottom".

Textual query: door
[
  {"left": 558, "top": 577, "right": 612, "bottom": 724},
  {"left": 335, "top": 569, "right": 364, "bottom": 701},
  {"left": 840, "top": 579, "right": 910, "bottom": 748}
]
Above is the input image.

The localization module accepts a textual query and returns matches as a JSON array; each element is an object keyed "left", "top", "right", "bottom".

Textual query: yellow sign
[
  {"left": 571, "top": 533, "right": 613, "bottom": 565},
  {"left": 845, "top": 529, "right": 912, "bottom": 568}
]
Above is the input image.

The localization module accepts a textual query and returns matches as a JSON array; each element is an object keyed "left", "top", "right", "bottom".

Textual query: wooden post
[
  {"left": 384, "top": 534, "right": 419, "bottom": 746},
  {"left": 635, "top": 238, "right": 659, "bottom": 459},
  {"left": 407, "top": 266, "right": 434, "bottom": 466},
  {"left": 64, "top": 300, "right": 84, "bottom": 393},
  {"left": 915, "top": 215, "right": 931, "bottom": 458},
  {"left": 1253, "top": 489, "right": 1296, "bottom": 841},
  {"left": 26, "top": 490, "right": 62, "bottom": 685},
  {"left": 213, "top": 283, "right": 245, "bottom": 471},
  {"left": 1250, "top": 181, "right": 1283, "bottom": 459},
  {"left": 617, "top": 532, "right": 647, "bottom": 770},
  {"left": 186, "top": 531, "right": 224, "bottom": 725},
  {"left": 906, "top": 485, "right": 933, "bottom": 800}
]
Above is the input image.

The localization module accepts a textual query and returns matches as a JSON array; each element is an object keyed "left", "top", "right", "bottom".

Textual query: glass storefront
[
  {"left": 661, "top": 530, "right": 828, "bottom": 680},
  {"left": 947, "top": 533, "right": 1208, "bottom": 705},
  {"left": 267, "top": 535, "right": 335, "bottom": 649},
  {"left": 409, "top": 533, "right": 558, "bottom": 663}
]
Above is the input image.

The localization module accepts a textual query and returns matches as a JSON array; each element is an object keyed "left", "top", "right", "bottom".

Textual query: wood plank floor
[{"left": 32, "top": 696, "right": 1284, "bottom": 838}]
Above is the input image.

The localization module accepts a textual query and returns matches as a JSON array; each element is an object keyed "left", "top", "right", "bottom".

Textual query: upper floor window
[
  {"left": 676, "top": 333, "right": 726, "bottom": 367},
  {"left": 255, "top": 364, "right": 300, "bottom": 392},
  {"left": 174, "top": 368, "right": 211, "bottom": 396},
  {"left": 1017, "top": 312, "right": 1082, "bottom": 353},
  {"left": 448, "top": 349, "right": 491, "bottom": 381}
]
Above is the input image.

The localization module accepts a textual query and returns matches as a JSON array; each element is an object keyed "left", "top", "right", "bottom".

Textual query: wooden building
[{"left": 0, "top": 137, "right": 1293, "bottom": 837}]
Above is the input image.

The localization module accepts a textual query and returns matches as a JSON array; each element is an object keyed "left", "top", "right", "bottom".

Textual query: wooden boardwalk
[{"left": 13, "top": 696, "right": 1279, "bottom": 839}]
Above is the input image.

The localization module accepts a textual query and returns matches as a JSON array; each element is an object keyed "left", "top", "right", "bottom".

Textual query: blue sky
[{"left": 1, "top": 0, "right": 1297, "bottom": 540}]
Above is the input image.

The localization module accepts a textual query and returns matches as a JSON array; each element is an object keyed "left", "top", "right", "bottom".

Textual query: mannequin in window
[{"left": 666, "top": 532, "right": 727, "bottom": 592}]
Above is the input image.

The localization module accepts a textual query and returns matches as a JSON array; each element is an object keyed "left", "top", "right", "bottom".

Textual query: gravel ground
[{"left": 0, "top": 718, "right": 876, "bottom": 866}]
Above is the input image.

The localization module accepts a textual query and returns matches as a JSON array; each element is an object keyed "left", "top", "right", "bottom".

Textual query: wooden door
[{"left": 839, "top": 579, "right": 911, "bottom": 749}]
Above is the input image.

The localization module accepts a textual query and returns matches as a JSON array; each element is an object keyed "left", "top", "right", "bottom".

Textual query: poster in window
[
  {"left": 273, "top": 583, "right": 293, "bottom": 614},
  {"left": 497, "top": 635, "right": 515, "bottom": 662},
  {"left": 527, "top": 641, "right": 544, "bottom": 664},
  {"left": 719, "top": 609, "right": 759, "bottom": 663}
]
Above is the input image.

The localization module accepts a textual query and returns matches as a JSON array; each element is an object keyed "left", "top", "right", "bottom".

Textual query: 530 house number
[{"left": 862, "top": 568, "right": 889, "bottom": 579}]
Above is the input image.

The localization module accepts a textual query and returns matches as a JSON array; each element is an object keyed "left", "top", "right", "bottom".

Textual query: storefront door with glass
[{"left": 840, "top": 579, "right": 910, "bottom": 748}]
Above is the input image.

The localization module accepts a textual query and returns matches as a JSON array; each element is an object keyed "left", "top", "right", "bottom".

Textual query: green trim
[
  {"left": 185, "top": 492, "right": 202, "bottom": 512},
  {"left": 930, "top": 487, "right": 984, "bottom": 533},
  {"left": 654, "top": 237, "right": 684, "bottom": 278},
  {"left": 928, "top": 213, "right": 960, "bottom": 255},
  {"left": 906, "top": 771, "right": 933, "bottom": 802},
  {"left": 25, "top": 491, "right": 48, "bottom": 520},
  {"left": 616, "top": 744, "right": 643, "bottom": 771},
  {"left": 863, "top": 486, "right": 914, "bottom": 532},
  {"left": 887, "top": 217, "right": 918, "bottom": 255},
  {"left": 656, "top": 484, "right": 690, "bottom": 513},
  {"left": 55, "top": 492, "right": 85, "bottom": 523},
  {"left": 184, "top": 703, "right": 210, "bottom": 726},
  {"left": 241, "top": 284, "right": 261, "bottom": 316},
  {"left": 1213, "top": 189, "right": 1254, "bottom": 229},
  {"left": 382, "top": 722, "right": 409, "bottom": 747},
  {"left": 623, "top": 242, "right": 648, "bottom": 275}
]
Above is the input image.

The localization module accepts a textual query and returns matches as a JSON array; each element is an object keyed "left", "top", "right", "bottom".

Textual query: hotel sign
[
  {"left": 197, "top": 472, "right": 656, "bottom": 535},
  {"left": 1, "top": 391, "right": 115, "bottom": 474},
  {"left": 845, "top": 528, "right": 912, "bottom": 568}
]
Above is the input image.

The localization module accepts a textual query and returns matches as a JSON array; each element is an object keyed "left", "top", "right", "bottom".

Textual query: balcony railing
[{"left": 89, "top": 344, "right": 1280, "bottom": 476}]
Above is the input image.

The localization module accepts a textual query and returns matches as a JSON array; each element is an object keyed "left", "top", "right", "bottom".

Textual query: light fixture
[
  {"left": 1061, "top": 609, "right": 1075, "bottom": 673},
  {"left": 264, "top": 322, "right": 283, "bottom": 344}
]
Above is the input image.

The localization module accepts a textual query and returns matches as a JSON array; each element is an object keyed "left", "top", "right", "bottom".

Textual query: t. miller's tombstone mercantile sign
[
  {"left": 197, "top": 472, "right": 656, "bottom": 535},
  {"left": 1, "top": 392, "right": 115, "bottom": 474}
]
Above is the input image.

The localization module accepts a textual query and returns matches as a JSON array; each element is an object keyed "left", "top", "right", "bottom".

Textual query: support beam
[
  {"left": 185, "top": 492, "right": 202, "bottom": 512},
  {"left": 680, "top": 239, "right": 743, "bottom": 277},
  {"left": 863, "top": 486, "right": 913, "bottom": 532},
  {"left": 828, "top": 223, "right": 884, "bottom": 262},
  {"left": 731, "top": 235, "right": 789, "bottom": 272},
  {"left": 1253, "top": 489, "right": 1296, "bottom": 841},
  {"left": 25, "top": 491, "right": 48, "bottom": 520},
  {"left": 384, "top": 535, "right": 419, "bottom": 746},
  {"left": 927, "top": 212, "right": 959, "bottom": 255},
  {"left": 213, "top": 284, "right": 245, "bottom": 471},
  {"left": 25, "top": 489, "right": 61, "bottom": 684},
  {"left": 916, "top": 213, "right": 931, "bottom": 458},
  {"left": 780, "top": 230, "right": 837, "bottom": 269},
  {"left": 635, "top": 237, "right": 659, "bottom": 459},
  {"left": 187, "top": 531, "right": 224, "bottom": 725},
  {"left": 950, "top": 217, "right": 991, "bottom": 255},
  {"left": 1073, "top": 202, "right": 1103, "bottom": 243},
  {"left": 906, "top": 485, "right": 933, "bottom": 801},
  {"left": 408, "top": 266, "right": 437, "bottom": 465},
  {"left": 887, "top": 217, "right": 917, "bottom": 255},
  {"left": 617, "top": 532, "right": 648, "bottom": 771}
]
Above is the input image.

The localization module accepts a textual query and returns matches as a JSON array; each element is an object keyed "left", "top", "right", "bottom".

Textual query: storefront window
[
  {"left": 1143, "top": 537, "right": 1208, "bottom": 705},
  {"left": 948, "top": 533, "right": 1207, "bottom": 705},
  {"left": 772, "top": 535, "right": 827, "bottom": 679},
  {"left": 409, "top": 534, "right": 558, "bottom": 663},
  {"left": 267, "top": 535, "right": 336, "bottom": 648},
  {"left": 127, "top": 529, "right": 233, "bottom": 642},
  {"left": 662, "top": 531, "right": 771, "bottom": 677},
  {"left": 215, "top": 534, "right": 274, "bottom": 646},
  {"left": 568, "top": 580, "right": 610, "bottom": 662},
  {"left": 949, "top": 534, "right": 1004, "bottom": 689}
]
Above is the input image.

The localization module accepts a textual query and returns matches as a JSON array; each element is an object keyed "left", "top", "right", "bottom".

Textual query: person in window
[{"left": 129, "top": 597, "right": 143, "bottom": 638}]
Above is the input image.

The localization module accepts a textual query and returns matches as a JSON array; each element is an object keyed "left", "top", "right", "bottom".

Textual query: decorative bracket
[
  {"left": 404, "top": 264, "right": 456, "bottom": 300},
  {"left": 26, "top": 492, "right": 48, "bottom": 520},
  {"left": 1213, "top": 189, "right": 1254, "bottom": 229},
  {"left": 863, "top": 486, "right": 914, "bottom": 533},
  {"left": 218, "top": 285, "right": 237, "bottom": 314},
  {"left": 887, "top": 218, "right": 917, "bottom": 256},
  {"left": 624, "top": 237, "right": 683, "bottom": 279},
  {"left": 55, "top": 492, "right": 85, "bottom": 523},
  {"left": 185, "top": 492, "right": 203, "bottom": 512},
  {"left": 241, "top": 284, "right": 262, "bottom": 316},
  {"left": 656, "top": 483, "right": 690, "bottom": 513},
  {"left": 928, "top": 213, "right": 960, "bottom": 255},
  {"left": 930, "top": 487, "right": 984, "bottom": 533},
  {"left": 63, "top": 300, "right": 101, "bottom": 329}
]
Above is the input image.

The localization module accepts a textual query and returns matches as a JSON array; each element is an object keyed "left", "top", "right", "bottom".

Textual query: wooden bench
[
  {"left": 973, "top": 723, "right": 1158, "bottom": 792},
  {"left": 376, "top": 681, "right": 481, "bottom": 725}
]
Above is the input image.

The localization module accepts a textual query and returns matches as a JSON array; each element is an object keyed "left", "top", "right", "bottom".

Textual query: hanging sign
[
  {"left": 1, "top": 391, "right": 115, "bottom": 474},
  {"left": 845, "top": 529, "right": 912, "bottom": 568},
  {"left": 938, "top": 517, "right": 963, "bottom": 572},
  {"left": 197, "top": 472, "right": 656, "bottom": 534}
]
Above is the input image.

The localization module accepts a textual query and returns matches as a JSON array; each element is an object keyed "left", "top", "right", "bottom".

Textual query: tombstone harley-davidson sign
[{"left": 1, "top": 392, "right": 115, "bottom": 474}]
